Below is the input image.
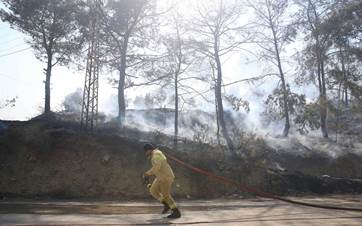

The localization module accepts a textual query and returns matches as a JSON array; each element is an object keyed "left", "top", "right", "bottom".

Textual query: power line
[
  {"left": 0, "top": 31, "right": 22, "bottom": 40},
  {"left": 0, "top": 36, "right": 25, "bottom": 45},
  {"left": 0, "top": 43, "right": 28, "bottom": 53},
  {"left": 0, "top": 47, "right": 31, "bottom": 59}
]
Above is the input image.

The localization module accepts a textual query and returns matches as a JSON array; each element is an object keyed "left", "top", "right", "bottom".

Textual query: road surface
[{"left": 0, "top": 195, "right": 361, "bottom": 225}]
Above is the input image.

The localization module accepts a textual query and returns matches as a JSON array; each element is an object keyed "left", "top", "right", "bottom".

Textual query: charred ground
[{"left": 0, "top": 113, "right": 361, "bottom": 200}]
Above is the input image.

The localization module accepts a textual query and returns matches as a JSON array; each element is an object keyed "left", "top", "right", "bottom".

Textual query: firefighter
[{"left": 143, "top": 143, "right": 181, "bottom": 218}]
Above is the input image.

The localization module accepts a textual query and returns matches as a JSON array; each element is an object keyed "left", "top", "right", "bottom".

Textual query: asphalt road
[{"left": 0, "top": 195, "right": 361, "bottom": 225}]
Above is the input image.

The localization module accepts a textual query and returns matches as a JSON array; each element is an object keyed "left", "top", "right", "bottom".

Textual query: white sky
[
  {"left": 0, "top": 20, "right": 119, "bottom": 120},
  {"left": 0, "top": 0, "right": 309, "bottom": 123}
]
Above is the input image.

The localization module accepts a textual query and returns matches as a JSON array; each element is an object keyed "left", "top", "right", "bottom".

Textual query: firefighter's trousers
[{"left": 149, "top": 177, "right": 177, "bottom": 209}]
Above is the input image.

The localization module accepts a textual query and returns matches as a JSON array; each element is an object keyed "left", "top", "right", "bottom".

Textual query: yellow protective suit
[{"left": 146, "top": 149, "right": 177, "bottom": 209}]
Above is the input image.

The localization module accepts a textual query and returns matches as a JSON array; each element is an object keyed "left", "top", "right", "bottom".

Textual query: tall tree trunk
[
  {"left": 309, "top": 0, "right": 328, "bottom": 138},
  {"left": 268, "top": 12, "right": 290, "bottom": 137},
  {"left": 174, "top": 73, "right": 179, "bottom": 149},
  {"left": 44, "top": 53, "right": 53, "bottom": 114},
  {"left": 317, "top": 60, "right": 328, "bottom": 139},
  {"left": 280, "top": 75, "right": 290, "bottom": 137},
  {"left": 118, "top": 69, "right": 126, "bottom": 125},
  {"left": 316, "top": 60, "right": 327, "bottom": 138},
  {"left": 118, "top": 35, "right": 129, "bottom": 126},
  {"left": 320, "top": 58, "right": 328, "bottom": 138},
  {"left": 174, "top": 25, "right": 182, "bottom": 150},
  {"left": 340, "top": 47, "right": 348, "bottom": 108},
  {"left": 314, "top": 32, "right": 328, "bottom": 138},
  {"left": 214, "top": 40, "right": 236, "bottom": 156},
  {"left": 215, "top": 92, "right": 221, "bottom": 146},
  {"left": 336, "top": 82, "right": 342, "bottom": 143}
]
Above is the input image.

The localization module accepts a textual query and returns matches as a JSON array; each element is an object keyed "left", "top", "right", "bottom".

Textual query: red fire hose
[{"left": 165, "top": 153, "right": 362, "bottom": 212}]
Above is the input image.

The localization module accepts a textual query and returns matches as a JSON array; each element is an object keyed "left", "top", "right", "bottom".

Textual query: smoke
[
  {"left": 122, "top": 104, "right": 362, "bottom": 159},
  {"left": 265, "top": 129, "right": 362, "bottom": 158},
  {"left": 123, "top": 108, "right": 216, "bottom": 141},
  {"left": 57, "top": 83, "right": 362, "bottom": 159},
  {"left": 62, "top": 88, "right": 83, "bottom": 113}
]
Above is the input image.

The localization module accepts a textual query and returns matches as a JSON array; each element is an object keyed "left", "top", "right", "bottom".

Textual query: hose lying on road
[{"left": 165, "top": 153, "right": 362, "bottom": 212}]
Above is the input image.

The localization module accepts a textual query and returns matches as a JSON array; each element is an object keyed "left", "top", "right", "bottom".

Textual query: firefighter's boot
[
  {"left": 167, "top": 208, "right": 181, "bottom": 218},
  {"left": 161, "top": 201, "right": 170, "bottom": 214}
]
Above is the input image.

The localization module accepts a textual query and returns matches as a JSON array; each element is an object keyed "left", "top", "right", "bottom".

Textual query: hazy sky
[{"left": 0, "top": 19, "right": 118, "bottom": 120}]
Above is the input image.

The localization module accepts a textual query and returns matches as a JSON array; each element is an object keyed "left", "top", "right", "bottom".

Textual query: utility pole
[{"left": 81, "top": 0, "right": 101, "bottom": 131}]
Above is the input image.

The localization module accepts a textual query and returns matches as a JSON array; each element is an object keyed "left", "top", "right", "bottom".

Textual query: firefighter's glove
[{"left": 142, "top": 174, "right": 151, "bottom": 188}]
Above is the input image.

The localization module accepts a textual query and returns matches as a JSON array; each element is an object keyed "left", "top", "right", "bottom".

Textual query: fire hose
[{"left": 164, "top": 153, "right": 362, "bottom": 212}]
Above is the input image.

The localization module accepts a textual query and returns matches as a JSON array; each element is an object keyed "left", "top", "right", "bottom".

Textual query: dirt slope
[{"left": 0, "top": 117, "right": 361, "bottom": 199}]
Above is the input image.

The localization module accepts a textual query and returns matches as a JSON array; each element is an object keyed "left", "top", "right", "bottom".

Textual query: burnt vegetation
[{"left": 0, "top": 0, "right": 362, "bottom": 199}]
